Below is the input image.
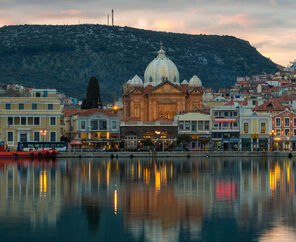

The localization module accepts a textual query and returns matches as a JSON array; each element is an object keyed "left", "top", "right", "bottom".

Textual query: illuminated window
[
  {"left": 285, "top": 129, "right": 290, "bottom": 136},
  {"left": 275, "top": 118, "right": 281, "bottom": 127},
  {"left": 275, "top": 129, "right": 281, "bottom": 136},
  {"left": 284, "top": 118, "right": 290, "bottom": 127},
  {"left": 260, "top": 122, "right": 266, "bottom": 133},
  {"left": 244, "top": 123, "right": 249, "bottom": 133}
]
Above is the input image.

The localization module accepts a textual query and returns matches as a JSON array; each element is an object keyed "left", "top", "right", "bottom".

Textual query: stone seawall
[{"left": 57, "top": 151, "right": 296, "bottom": 159}]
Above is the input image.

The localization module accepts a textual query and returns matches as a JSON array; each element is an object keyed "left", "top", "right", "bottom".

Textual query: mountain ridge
[{"left": 0, "top": 24, "right": 278, "bottom": 102}]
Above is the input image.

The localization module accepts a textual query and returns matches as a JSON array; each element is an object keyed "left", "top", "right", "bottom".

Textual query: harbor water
[{"left": 0, "top": 157, "right": 296, "bottom": 241}]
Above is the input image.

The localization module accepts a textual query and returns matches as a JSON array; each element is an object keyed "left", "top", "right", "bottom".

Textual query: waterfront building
[
  {"left": 240, "top": 109, "right": 271, "bottom": 151},
  {"left": 176, "top": 110, "right": 211, "bottom": 149},
  {"left": 121, "top": 45, "right": 204, "bottom": 149},
  {"left": 271, "top": 109, "right": 296, "bottom": 151},
  {"left": 122, "top": 46, "right": 204, "bottom": 122},
  {"left": 0, "top": 89, "right": 62, "bottom": 150},
  {"left": 64, "top": 108, "right": 120, "bottom": 150},
  {"left": 211, "top": 106, "right": 240, "bottom": 151}
]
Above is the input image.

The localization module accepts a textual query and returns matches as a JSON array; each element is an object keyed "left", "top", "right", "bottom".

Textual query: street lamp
[
  {"left": 40, "top": 130, "right": 47, "bottom": 150},
  {"left": 270, "top": 130, "right": 275, "bottom": 151}
]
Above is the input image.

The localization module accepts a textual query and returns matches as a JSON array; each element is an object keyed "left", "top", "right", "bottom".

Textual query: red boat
[
  {"left": 0, "top": 149, "right": 58, "bottom": 158},
  {"left": 0, "top": 141, "right": 58, "bottom": 158}
]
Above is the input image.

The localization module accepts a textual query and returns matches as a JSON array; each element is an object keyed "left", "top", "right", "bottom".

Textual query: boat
[
  {"left": 0, "top": 149, "right": 58, "bottom": 158},
  {"left": 0, "top": 141, "right": 58, "bottom": 159}
]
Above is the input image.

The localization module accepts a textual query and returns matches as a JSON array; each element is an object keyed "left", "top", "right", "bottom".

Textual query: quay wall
[{"left": 57, "top": 151, "right": 296, "bottom": 159}]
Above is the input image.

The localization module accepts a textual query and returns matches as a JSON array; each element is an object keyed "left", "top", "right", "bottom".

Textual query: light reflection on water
[{"left": 0, "top": 158, "right": 296, "bottom": 241}]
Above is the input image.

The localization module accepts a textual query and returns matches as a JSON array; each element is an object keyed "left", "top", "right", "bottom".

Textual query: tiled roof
[
  {"left": 64, "top": 108, "right": 119, "bottom": 117},
  {"left": 152, "top": 117, "right": 174, "bottom": 123},
  {"left": 253, "top": 99, "right": 290, "bottom": 112}
]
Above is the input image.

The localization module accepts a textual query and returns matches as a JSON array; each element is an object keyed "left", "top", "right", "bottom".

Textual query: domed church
[{"left": 122, "top": 45, "right": 204, "bottom": 122}]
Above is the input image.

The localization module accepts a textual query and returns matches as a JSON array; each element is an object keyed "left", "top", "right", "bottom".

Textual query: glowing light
[
  {"left": 138, "top": 161, "right": 141, "bottom": 179},
  {"left": 270, "top": 164, "right": 281, "bottom": 191},
  {"left": 114, "top": 189, "right": 118, "bottom": 215},
  {"left": 107, "top": 161, "right": 111, "bottom": 186},
  {"left": 40, "top": 170, "right": 48, "bottom": 198},
  {"left": 216, "top": 120, "right": 236, "bottom": 123},
  {"left": 113, "top": 105, "right": 119, "bottom": 111},
  {"left": 155, "top": 131, "right": 161, "bottom": 135}
]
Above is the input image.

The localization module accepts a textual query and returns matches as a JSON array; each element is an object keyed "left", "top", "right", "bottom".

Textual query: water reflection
[{"left": 0, "top": 158, "right": 296, "bottom": 241}]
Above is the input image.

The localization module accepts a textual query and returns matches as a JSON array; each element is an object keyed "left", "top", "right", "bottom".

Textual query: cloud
[{"left": 0, "top": 0, "right": 295, "bottom": 65}]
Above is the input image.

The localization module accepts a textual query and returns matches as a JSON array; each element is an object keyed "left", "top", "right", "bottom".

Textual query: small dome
[
  {"left": 181, "top": 80, "right": 188, "bottom": 85},
  {"left": 130, "top": 75, "right": 143, "bottom": 87},
  {"left": 144, "top": 45, "right": 180, "bottom": 87},
  {"left": 189, "top": 75, "right": 202, "bottom": 87}
]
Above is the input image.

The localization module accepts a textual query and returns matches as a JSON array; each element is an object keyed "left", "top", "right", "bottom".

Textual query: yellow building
[
  {"left": 0, "top": 89, "right": 63, "bottom": 150},
  {"left": 240, "top": 109, "right": 271, "bottom": 151}
]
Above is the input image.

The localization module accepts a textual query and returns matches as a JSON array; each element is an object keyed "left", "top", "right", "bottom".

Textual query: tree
[
  {"left": 142, "top": 138, "right": 154, "bottom": 147},
  {"left": 81, "top": 76, "right": 102, "bottom": 109},
  {"left": 177, "top": 134, "right": 192, "bottom": 146}
]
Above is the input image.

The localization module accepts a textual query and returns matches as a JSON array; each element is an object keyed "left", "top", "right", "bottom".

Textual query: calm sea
[{"left": 0, "top": 157, "right": 296, "bottom": 242}]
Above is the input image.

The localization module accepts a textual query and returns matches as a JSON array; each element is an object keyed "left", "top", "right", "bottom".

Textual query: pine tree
[{"left": 81, "top": 77, "right": 103, "bottom": 109}]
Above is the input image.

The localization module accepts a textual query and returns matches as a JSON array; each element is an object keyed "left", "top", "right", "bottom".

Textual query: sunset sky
[{"left": 0, "top": 0, "right": 295, "bottom": 66}]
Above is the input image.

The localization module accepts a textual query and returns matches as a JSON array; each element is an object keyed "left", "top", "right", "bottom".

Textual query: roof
[
  {"left": 253, "top": 99, "right": 290, "bottom": 112},
  {"left": 64, "top": 108, "right": 119, "bottom": 117}
]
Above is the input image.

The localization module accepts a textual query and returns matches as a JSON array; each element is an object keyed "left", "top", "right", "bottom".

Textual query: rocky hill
[{"left": 0, "top": 24, "right": 278, "bottom": 102}]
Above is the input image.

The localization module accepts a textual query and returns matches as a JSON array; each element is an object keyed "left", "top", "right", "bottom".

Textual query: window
[
  {"left": 185, "top": 121, "right": 190, "bottom": 130},
  {"left": 34, "top": 132, "right": 40, "bottom": 141},
  {"left": 223, "top": 122, "right": 228, "bottom": 128},
  {"left": 112, "top": 120, "right": 117, "bottom": 130},
  {"left": 50, "top": 132, "right": 56, "bottom": 142},
  {"left": 294, "top": 129, "right": 296, "bottom": 136},
  {"left": 5, "top": 104, "right": 10, "bottom": 110},
  {"left": 179, "top": 121, "right": 184, "bottom": 130},
  {"left": 14, "top": 117, "right": 20, "bottom": 125},
  {"left": 32, "top": 103, "right": 37, "bottom": 110},
  {"left": 19, "top": 104, "right": 24, "bottom": 110},
  {"left": 205, "top": 121, "right": 210, "bottom": 130},
  {"left": 192, "top": 121, "right": 197, "bottom": 132},
  {"left": 48, "top": 104, "right": 53, "bottom": 110},
  {"left": 50, "top": 117, "right": 56, "bottom": 125},
  {"left": 198, "top": 121, "right": 203, "bottom": 130},
  {"left": 244, "top": 123, "right": 249, "bottom": 133},
  {"left": 91, "top": 120, "right": 98, "bottom": 130},
  {"left": 21, "top": 117, "right": 26, "bottom": 125},
  {"left": 28, "top": 117, "right": 33, "bottom": 125},
  {"left": 36, "top": 92, "right": 41, "bottom": 97},
  {"left": 285, "top": 118, "right": 290, "bottom": 127},
  {"left": 7, "top": 117, "right": 13, "bottom": 126},
  {"left": 43, "top": 91, "right": 48, "bottom": 97},
  {"left": 214, "top": 111, "right": 219, "bottom": 117},
  {"left": 260, "top": 122, "right": 266, "bottom": 133},
  {"left": 34, "top": 117, "right": 40, "bottom": 125},
  {"left": 294, "top": 118, "right": 296, "bottom": 127},
  {"left": 233, "top": 122, "right": 238, "bottom": 127},
  {"left": 224, "top": 112, "right": 228, "bottom": 117},
  {"left": 99, "top": 120, "right": 107, "bottom": 130},
  {"left": 276, "top": 129, "right": 281, "bottom": 136},
  {"left": 233, "top": 112, "right": 237, "bottom": 117},
  {"left": 81, "top": 120, "right": 86, "bottom": 130},
  {"left": 7, "top": 132, "right": 13, "bottom": 142},
  {"left": 252, "top": 100, "right": 256, "bottom": 105},
  {"left": 275, "top": 118, "right": 281, "bottom": 127},
  {"left": 285, "top": 129, "right": 290, "bottom": 136}
]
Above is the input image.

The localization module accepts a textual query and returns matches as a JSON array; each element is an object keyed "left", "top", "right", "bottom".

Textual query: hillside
[{"left": 0, "top": 24, "right": 278, "bottom": 102}]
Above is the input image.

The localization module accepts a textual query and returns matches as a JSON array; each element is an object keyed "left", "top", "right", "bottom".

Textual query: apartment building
[{"left": 0, "top": 89, "right": 63, "bottom": 150}]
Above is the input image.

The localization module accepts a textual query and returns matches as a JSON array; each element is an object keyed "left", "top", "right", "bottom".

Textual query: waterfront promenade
[{"left": 58, "top": 151, "right": 296, "bottom": 159}]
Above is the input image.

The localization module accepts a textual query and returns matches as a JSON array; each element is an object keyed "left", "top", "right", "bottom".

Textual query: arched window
[{"left": 149, "top": 76, "right": 153, "bottom": 83}]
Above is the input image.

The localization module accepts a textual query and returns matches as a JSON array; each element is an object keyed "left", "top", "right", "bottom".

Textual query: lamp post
[
  {"left": 40, "top": 129, "right": 47, "bottom": 150},
  {"left": 270, "top": 130, "right": 275, "bottom": 151}
]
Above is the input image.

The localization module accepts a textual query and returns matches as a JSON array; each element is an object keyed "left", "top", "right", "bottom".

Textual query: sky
[{"left": 0, "top": 0, "right": 295, "bottom": 66}]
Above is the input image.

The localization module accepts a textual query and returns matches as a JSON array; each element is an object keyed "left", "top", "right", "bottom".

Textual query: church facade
[
  {"left": 121, "top": 46, "right": 204, "bottom": 150},
  {"left": 122, "top": 46, "right": 204, "bottom": 122}
]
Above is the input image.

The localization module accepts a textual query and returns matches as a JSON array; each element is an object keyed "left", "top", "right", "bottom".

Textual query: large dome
[{"left": 144, "top": 46, "right": 180, "bottom": 87}]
